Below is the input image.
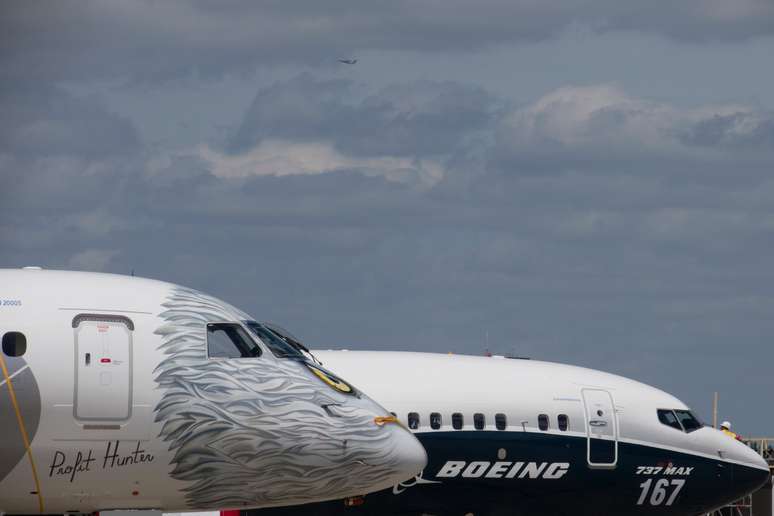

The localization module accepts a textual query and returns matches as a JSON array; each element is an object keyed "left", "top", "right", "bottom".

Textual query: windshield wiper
[{"left": 263, "top": 322, "right": 323, "bottom": 365}]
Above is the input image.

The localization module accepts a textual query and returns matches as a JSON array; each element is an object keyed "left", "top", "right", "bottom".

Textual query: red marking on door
[
  {"left": 221, "top": 511, "right": 241, "bottom": 516},
  {"left": 100, "top": 358, "right": 111, "bottom": 363}
]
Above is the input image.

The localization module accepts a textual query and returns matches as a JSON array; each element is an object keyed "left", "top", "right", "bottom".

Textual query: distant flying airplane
[
  {"left": 338, "top": 59, "right": 357, "bottom": 65},
  {"left": 0, "top": 268, "right": 426, "bottom": 514},
  {"left": 251, "top": 350, "right": 770, "bottom": 516}
]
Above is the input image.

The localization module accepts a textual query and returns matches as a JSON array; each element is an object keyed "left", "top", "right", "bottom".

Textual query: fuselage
[
  {"left": 253, "top": 350, "right": 770, "bottom": 516},
  {"left": 0, "top": 269, "right": 426, "bottom": 514}
]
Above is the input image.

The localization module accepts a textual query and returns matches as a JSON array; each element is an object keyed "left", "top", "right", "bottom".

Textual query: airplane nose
[
  {"left": 386, "top": 424, "right": 428, "bottom": 485},
  {"left": 333, "top": 416, "right": 427, "bottom": 499},
  {"left": 732, "top": 463, "right": 770, "bottom": 501},
  {"left": 699, "top": 428, "right": 770, "bottom": 511},
  {"left": 732, "top": 447, "right": 770, "bottom": 499}
]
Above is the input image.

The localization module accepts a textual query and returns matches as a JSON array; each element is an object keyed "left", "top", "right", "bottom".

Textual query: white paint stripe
[{"left": 0, "top": 365, "right": 29, "bottom": 389}]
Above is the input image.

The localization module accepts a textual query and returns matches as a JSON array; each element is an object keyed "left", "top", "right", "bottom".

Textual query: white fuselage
[
  {"left": 313, "top": 350, "right": 765, "bottom": 471},
  {"left": 0, "top": 269, "right": 426, "bottom": 514}
]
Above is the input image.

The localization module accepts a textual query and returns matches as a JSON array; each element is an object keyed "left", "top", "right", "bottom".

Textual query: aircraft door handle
[
  {"left": 85, "top": 352, "right": 91, "bottom": 366},
  {"left": 589, "top": 420, "right": 607, "bottom": 427}
]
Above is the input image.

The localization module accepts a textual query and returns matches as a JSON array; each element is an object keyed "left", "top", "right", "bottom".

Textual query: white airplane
[
  {"left": 0, "top": 268, "right": 427, "bottom": 515},
  {"left": 254, "top": 350, "right": 770, "bottom": 516}
]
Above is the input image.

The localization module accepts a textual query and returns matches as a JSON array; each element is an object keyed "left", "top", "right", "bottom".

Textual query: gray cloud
[
  {"left": 2, "top": 68, "right": 774, "bottom": 435},
  {"left": 0, "top": 85, "right": 140, "bottom": 158},
  {"left": 227, "top": 74, "right": 498, "bottom": 157},
  {"left": 220, "top": 81, "right": 774, "bottom": 187},
  {"left": 489, "top": 85, "right": 774, "bottom": 179},
  {"left": 679, "top": 112, "right": 774, "bottom": 149},
  {"left": 2, "top": 1, "right": 774, "bottom": 83}
]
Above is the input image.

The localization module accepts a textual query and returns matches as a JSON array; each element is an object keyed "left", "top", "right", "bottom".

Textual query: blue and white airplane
[{"left": 252, "top": 349, "right": 770, "bottom": 516}]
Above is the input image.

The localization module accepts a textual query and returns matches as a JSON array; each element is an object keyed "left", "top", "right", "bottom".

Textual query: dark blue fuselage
[{"left": 250, "top": 431, "right": 769, "bottom": 516}]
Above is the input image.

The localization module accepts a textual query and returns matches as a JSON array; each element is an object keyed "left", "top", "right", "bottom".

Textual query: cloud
[
  {"left": 497, "top": 84, "right": 676, "bottom": 155},
  {"left": 152, "top": 75, "right": 497, "bottom": 185},
  {"left": 492, "top": 84, "right": 774, "bottom": 172},
  {"left": 679, "top": 112, "right": 774, "bottom": 149},
  {"left": 199, "top": 140, "right": 444, "bottom": 185},
  {"left": 0, "top": 86, "right": 145, "bottom": 263},
  {"left": 0, "top": 86, "right": 140, "bottom": 158},
  {"left": 3, "top": 77, "right": 774, "bottom": 433},
  {"left": 227, "top": 75, "right": 497, "bottom": 158},
  {"left": 3, "top": 1, "right": 773, "bottom": 83}
]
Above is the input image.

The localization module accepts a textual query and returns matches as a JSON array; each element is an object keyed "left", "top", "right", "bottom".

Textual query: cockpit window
[
  {"left": 245, "top": 321, "right": 304, "bottom": 359},
  {"left": 658, "top": 409, "right": 703, "bottom": 433},
  {"left": 263, "top": 322, "right": 310, "bottom": 352},
  {"left": 658, "top": 409, "right": 683, "bottom": 431},
  {"left": 207, "top": 323, "right": 262, "bottom": 359},
  {"left": 674, "top": 410, "right": 703, "bottom": 432}
]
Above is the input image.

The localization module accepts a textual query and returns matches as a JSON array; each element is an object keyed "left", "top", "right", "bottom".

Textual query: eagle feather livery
[{"left": 153, "top": 287, "right": 404, "bottom": 508}]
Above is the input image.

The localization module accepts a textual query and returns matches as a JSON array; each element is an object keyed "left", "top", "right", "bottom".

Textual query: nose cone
[
  {"left": 732, "top": 443, "right": 770, "bottom": 499},
  {"left": 708, "top": 428, "right": 771, "bottom": 504},
  {"left": 381, "top": 423, "right": 429, "bottom": 487},
  {"left": 337, "top": 419, "right": 427, "bottom": 497},
  {"left": 299, "top": 366, "right": 427, "bottom": 499},
  {"left": 734, "top": 462, "right": 770, "bottom": 499}
]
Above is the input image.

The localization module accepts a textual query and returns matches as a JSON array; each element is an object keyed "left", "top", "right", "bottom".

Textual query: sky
[{"left": 2, "top": 1, "right": 774, "bottom": 433}]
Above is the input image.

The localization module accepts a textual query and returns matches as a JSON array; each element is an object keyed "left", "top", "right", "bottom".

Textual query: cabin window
[
  {"left": 558, "top": 414, "right": 569, "bottom": 431},
  {"left": 474, "top": 413, "right": 485, "bottom": 430},
  {"left": 657, "top": 409, "right": 683, "bottom": 431},
  {"left": 452, "top": 413, "right": 464, "bottom": 430},
  {"left": 408, "top": 412, "right": 420, "bottom": 430},
  {"left": 207, "top": 323, "right": 262, "bottom": 359},
  {"left": 2, "top": 332, "right": 26, "bottom": 357},
  {"left": 430, "top": 412, "right": 442, "bottom": 430},
  {"left": 538, "top": 414, "right": 549, "bottom": 431},
  {"left": 495, "top": 413, "right": 507, "bottom": 430},
  {"left": 674, "top": 410, "right": 703, "bottom": 433}
]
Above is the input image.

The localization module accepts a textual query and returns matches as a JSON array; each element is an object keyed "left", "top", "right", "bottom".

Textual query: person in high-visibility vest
[{"left": 720, "top": 421, "right": 742, "bottom": 441}]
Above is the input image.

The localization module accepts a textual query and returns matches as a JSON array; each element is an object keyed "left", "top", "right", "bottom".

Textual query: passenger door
[
  {"left": 73, "top": 314, "right": 133, "bottom": 421},
  {"left": 582, "top": 388, "right": 618, "bottom": 468}
]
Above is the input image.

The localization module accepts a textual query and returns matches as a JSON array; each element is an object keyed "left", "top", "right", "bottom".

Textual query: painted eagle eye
[{"left": 306, "top": 364, "right": 355, "bottom": 395}]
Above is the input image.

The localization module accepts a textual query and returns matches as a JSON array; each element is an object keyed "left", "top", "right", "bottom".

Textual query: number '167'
[{"left": 637, "top": 478, "right": 686, "bottom": 506}]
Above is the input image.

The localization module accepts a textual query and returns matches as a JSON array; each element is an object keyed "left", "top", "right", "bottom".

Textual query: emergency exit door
[
  {"left": 73, "top": 314, "right": 133, "bottom": 421},
  {"left": 582, "top": 388, "right": 618, "bottom": 468}
]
